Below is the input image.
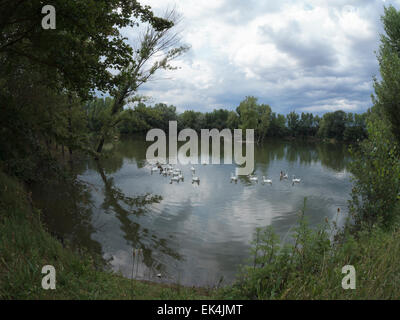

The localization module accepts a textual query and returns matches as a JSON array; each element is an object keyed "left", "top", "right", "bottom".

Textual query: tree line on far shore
[{"left": 85, "top": 95, "right": 368, "bottom": 144}]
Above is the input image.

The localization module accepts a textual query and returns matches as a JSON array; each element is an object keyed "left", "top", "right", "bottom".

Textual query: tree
[
  {"left": 287, "top": 111, "right": 300, "bottom": 137},
  {"left": 154, "top": 103, "right": 178, "bottom": 130},
  {"left": 268, "top": 113, "right": 287, "bottom": 137},
  {"left": 226, "top": 111, "right": 240, "bottom": 130},
  {"left": 343, "top": 113, "right": 367, "bottom": 142},
  {"left": 178, "top": 110, "right": 205, "bottom": 131},
  {"left": 298, "top": 112, "right": 315, "bottom": 137},
  {"left": 348, "top": 6, "right": 400, "bottom": 229},
  {"left": 255, "top": 103, "right": 272, "bottom": 143},
  {"left": 0, "top": 0, "right": 177, "bottom": 178},
  {"left": 0, "top": 0, "right": 173, "bottom": 98},
  {"left": 349, "top": 108, "right": 400, "bottom": 229},
  {"left": 204, "top": 109, "right": 231, "bottom": 130},
  {"left": 95, "top": 9, "right": 189, "bottom": 155},
  {"left": 373, "top": 5, "right": 400, "bottom": 144},
  {"left": 236, "top": 96, "right": 258, "bottom": 130},
  {"left": 236, "top": 96, "right": 271, "bottom": 143},
  {"left": 318, "top": 110, "right": 347, "bottom": 141}
]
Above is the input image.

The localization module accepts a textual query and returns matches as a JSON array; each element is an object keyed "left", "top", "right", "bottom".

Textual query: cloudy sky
[{"left": 123, "top": 0, "right": 400, "bottom": 115}]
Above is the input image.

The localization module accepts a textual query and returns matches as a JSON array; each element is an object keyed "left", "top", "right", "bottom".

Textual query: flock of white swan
[{"left": 148, "top": 162, "right": 302, "bottom": 186}]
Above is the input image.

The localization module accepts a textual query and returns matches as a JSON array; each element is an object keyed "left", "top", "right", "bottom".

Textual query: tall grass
[{"left": 219, "top": 200, "right": 400, "bottom": 299}]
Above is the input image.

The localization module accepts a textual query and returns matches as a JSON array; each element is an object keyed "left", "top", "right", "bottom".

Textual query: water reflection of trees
[
  {"left": 86, "top": 136, "right": 149, "bottom": 174},
  {"left": 96, "top": 161, "right": 183, "bottom": 275},
  {"left": 33, "top": 151, "right": 183, "bottom": 278},
  {"left": 254, "top": 139, "right": 350, "bottom": 173},
  {"left": 316, "top": 143, "right": 350, "bottom": 171},
  {"left": 31, "top": 178, "right": 103, "bottom": 257},
  {"left": 95, "top": 136, "right": 351, "bottom": 177}
]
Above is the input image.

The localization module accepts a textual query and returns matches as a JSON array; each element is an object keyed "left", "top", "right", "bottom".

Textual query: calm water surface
[{"left": 33, "top": 137, "right": 352, "bottom": 286}]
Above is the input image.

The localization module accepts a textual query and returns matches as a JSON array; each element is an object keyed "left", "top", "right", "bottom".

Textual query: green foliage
[
  {"left": 285, "top": 112, "right": 320, "bottom": 137},
  {"left": 317, "top": 110, "right": 366, "bottom": 142},
  {"left": 374, "top": 5, "right": 400, "bottom": 144},
  {"left": 0, "top": 0, "right": 178, "bottom": 176},
  {"left": 227, "top": 111, "right": 240, "bottom": 130},
  {"left": 236, "top": 96, "right": 272, "bottom": 143},
  {"left": 343, "top": 113, "right": 367, "bottom": 142},
  {"left": 0, "top": 63, "right": 88, "bottom": 182},
  {"left": 94, "top": 8, "right": 189, "bottom": 154},
  {"left": 204, "top": 109, "right": 232, "bottom": 130},
  {"left": 97, "top": 94, "right": 367, "bottom": 145},
  {"left": 299, "top": 112, "right": 319, "bottom": 137},
  {"left": 255, "top": 103, "right": 272, "bottom": 143},
  {"left": 0, "top": 0, "right": 172, "bottom": 98},
  {"left": 236, "top": 96, "right": 258, "bottom": 130},
  {"left": 268, "top": 113, "right": 288, "bottom": 137},
  {"left": 178, "top": 110, "right": 205, "bottom": 131},
  {"left": 349, "top": 111, "right": 400, "bottom": 229},
  {"left": 348, "top": 6, "right": 400, "bottom": 230},
  {"left": 153, "top": 103, "right": 178, "bottom": 132},
  {"left": 85, "top": 98, "right": 114, "bottom": 134},
  {"left": 286, "top": 111, "right": 300, "bottom": 137},
  {"left": 318, "top": 110, "right": 346, "bottom": 141}
]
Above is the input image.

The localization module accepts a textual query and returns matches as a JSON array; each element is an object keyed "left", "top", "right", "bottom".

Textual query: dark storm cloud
[{"left": 258, "top": 21, "right": 338, "bottom": 69}]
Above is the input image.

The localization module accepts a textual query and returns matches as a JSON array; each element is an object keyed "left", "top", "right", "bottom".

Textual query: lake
[{"left": 32, "top": 136, "right": 352, "bottom": 287}]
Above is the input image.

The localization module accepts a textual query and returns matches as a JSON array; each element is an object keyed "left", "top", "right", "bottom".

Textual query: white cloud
[
  {"left": 299, "top": 98, "right": 362, "bottom": 113},
  {"left": 122, "top": 0, "right": 397, "bottom": 114}
]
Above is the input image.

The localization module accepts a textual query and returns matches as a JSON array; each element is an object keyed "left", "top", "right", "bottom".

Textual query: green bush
[{"left": 348, "top": 112, "right": 400, "bottom": 230}]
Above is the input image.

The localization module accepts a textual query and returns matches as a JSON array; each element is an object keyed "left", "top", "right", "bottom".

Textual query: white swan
[
  {"left": 170, "top": 176, "right": 180, "bottom": 184},
  {"left": 192, "top": 174, "right": 200, "bottom": 183},
  {"left": 249, "top": 175, "right": 258, "bottom": 183},
  {"left": 230, "top": 172, "right": 238, "bottom": 183},
  {"left": 262, "top": 176, "right": 272, "bottom": 184},
  {"left": 151, "top": 166, "right": 159, "bottom": 173},
  {"left": 292, "top": 175, "right": 301, "bottom": 183}
]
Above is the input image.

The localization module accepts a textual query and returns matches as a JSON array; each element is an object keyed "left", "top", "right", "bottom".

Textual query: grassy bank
[{"left": 0, "top": 170, "right": 213, "bottom": 299}]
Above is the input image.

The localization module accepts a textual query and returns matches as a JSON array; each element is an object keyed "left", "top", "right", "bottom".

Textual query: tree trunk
[
  {"left": 96, "top": 137, "right": 105, "bottom": 155},
  {"left": 45, "top": 138, "right": 50, "bottom": 154},
  {"left": 95, "top": 86, "right": 129, "bottom": 157},
  {"left": 67, "top": 95, "right": 74, "bottom": 162}
]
